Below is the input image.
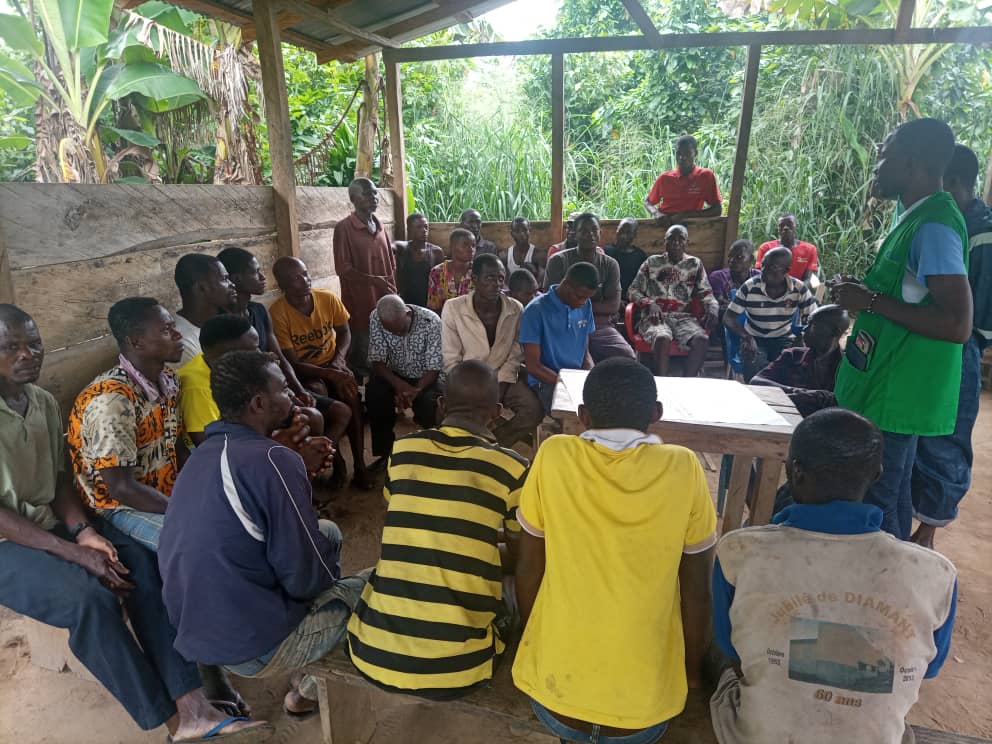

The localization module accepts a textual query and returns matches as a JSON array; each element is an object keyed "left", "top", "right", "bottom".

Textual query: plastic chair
[{"left": 624, "top": 296, "right": 710, "bottom": 357}]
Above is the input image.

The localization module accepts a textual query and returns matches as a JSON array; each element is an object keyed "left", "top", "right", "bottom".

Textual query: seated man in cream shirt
[{"left": 441, "top": 254, "right": 544, "bottom": 446}]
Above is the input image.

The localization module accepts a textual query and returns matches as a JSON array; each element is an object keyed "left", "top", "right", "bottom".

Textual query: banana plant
[{"left": 0, "top": 0, "right": 206, "bottom": 182}]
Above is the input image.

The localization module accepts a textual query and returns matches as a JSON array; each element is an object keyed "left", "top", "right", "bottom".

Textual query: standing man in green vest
[{"left": 831, "top": 118, "right": 972, "bottom": 540}]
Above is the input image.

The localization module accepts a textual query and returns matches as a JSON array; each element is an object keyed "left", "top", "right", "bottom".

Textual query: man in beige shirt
[{"left": 441, "top": 254, "right": 544, "bottom": 446}]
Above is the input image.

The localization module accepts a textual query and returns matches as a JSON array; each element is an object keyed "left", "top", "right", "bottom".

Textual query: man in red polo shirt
[
  {"left": 756, "top": 213, "right": 820, "bottom": 283},
  {"left": 333, "top": 177, "right": 397, "bottom": 378},
  {"left": 644, "top": 135, "right": 722, "bottom": 226}
]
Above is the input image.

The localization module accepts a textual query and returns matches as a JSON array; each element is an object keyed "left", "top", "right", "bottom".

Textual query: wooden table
[{"left": 548, "top": 372, "right": 801, "bottom": 533}]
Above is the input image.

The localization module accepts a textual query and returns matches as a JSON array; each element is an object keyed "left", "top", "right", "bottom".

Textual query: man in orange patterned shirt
[{"left": 68, "top": 297, "right": 185, "bottom": 552}]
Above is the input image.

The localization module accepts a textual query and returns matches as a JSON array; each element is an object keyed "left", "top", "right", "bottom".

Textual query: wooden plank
[
  {"left": 254, "top": 0, "right": 301, "bottom": 259},
  {"left": 161, "top": 0, "right": 331, "bottom": 53},
  {"left": 384, "top": 61, "right": 409, "bottom": 240},
  {"left": 620, "top": 0, "right": 662, "bottom": 41},
  {"left": 354, "top": 53, "right": 380, "bottom": 179},
  {"left": 0, "top": 184, "right": 277, "bottom": 269},
  {"left": 911, "top": 726, "right": 992, "bottom": 744},
  {"left": 383, "top": 26, "right": 992, "bottom": 63},
  {"left": 550, "top": 53, "right": 565, "bottom": 245},
  {"left": 277, "top": 0, "right": 400, "bottom": 48},
  {"left": 725, "top": 44, "right": 761, "bottom": 255},
  {"left": 0, "top": 230, "right": 13, "bottom": 304},
  {"left": 721, "top": 455, "right": 752, "bottom": 533}
]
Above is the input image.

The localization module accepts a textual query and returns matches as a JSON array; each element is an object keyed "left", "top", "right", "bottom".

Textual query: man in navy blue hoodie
[{"left": 159, "top": 350, "right": 366, "bottom": 716}]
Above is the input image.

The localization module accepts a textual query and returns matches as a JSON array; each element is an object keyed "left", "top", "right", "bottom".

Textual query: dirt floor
[{"left": 1, "top": 400, "right": 991, "bottom": 743}]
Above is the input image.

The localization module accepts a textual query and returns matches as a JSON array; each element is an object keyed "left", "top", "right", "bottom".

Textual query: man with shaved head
[
  {"left": 365, "top": 294, "right": 443, "bottom": 468},
  {"left": 710, "top": 409, "right": 957, "bottom": 744},
  {"left": 334, "top": 177, "right": 397, "bottom": 378},
  {"left": 832, "top": 118, "right": 972, "bottom": 540},
  {"left": 347, "top": 360, "right": 529, "bottom": 698},
  {"left": 270, "top": 256, "right": 371, "bottom": 488},
  {"left": 458, "top": 208, "right": 498, "bottom": 256}
]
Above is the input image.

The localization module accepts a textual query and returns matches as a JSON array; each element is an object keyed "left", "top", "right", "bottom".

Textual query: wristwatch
[{"left": 69, "top": 521, "right": 93, "bottom": 541}]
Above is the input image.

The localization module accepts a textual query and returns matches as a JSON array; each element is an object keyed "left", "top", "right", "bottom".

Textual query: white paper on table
[{"left": 558, "top": 369, "right": 789, "bottom": 428}]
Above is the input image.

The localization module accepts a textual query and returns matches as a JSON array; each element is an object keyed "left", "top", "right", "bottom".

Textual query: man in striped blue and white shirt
[{"left": 724, "top": 246, "right": 817, "bottom": 381}]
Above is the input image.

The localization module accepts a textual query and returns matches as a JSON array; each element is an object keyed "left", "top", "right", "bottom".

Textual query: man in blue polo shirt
[{"left": 519, "top": 262, "right": 598, "bottom": 412}]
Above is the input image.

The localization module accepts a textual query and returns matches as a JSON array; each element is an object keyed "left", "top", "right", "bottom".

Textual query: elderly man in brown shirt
[
  {"left": 333, "top": 177, "right": 397, "bottom": 377},
  {"left": 441, "top": 253, "right": 544, "bottom": 446}
]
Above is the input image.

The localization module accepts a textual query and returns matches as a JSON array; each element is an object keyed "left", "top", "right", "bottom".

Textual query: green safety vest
[{"left": 834, "top": 192, "right": 967, "bottom": 436}]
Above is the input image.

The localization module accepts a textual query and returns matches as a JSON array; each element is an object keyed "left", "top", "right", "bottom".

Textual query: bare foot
[{"left": 910, "top": 523, "right": 937, "bottom": 550}]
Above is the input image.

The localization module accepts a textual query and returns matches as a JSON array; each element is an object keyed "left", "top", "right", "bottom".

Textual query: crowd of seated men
[{"left": 1, "top": 121, "right": 983, "bottom": 743}]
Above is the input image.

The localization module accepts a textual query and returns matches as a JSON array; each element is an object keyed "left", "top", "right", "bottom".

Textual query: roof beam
[
  {"left": 276, "top": 0, "right": 400, "bottom": 48},
  {"left": 382, "top": 25, "right": 992, "bottom": 63},
  {"left": 619, "top": 0, "right": 662, "bottom": 41},
  {"left": 241, "top": 0, "right": 354, "bottom": 43},
  {"left": 147, "top": 0, "right": 332, "bottom": 53}
]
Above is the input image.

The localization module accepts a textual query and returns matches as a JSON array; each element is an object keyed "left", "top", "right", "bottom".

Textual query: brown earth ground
[{"left": 1, "top": 396, "right": 991, "bottom": 743}]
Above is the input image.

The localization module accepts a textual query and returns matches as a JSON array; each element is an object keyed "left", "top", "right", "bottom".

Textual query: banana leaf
[{"left": 105, "top": 62, "right": 206, "bottom": 112}]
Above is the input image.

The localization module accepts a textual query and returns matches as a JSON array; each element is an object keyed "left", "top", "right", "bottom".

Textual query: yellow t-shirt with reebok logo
[
  {"left": 512, "top": 433, "right": 717, "bottom": 728},
  {"left": 270, "top": 289, "right": 350, "bottom": 367}
]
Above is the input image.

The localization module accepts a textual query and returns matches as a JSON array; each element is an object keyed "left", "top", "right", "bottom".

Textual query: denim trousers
[
  {"left": 225, "top": 521, "right": 368, "bottom": 700},
  {"left": 911, "top": 335, "right": 983, "bottom": 526},
  {"left": 0, "top": 518, "right": 201, "bottom": 729},
  {"left": 101, "top": 508, "right": 164, "bottom": 552},
  {"left": 865, "top": 430, "right": 919, "bottom": 539},
  {"left": 531, "top": 699, "right": 669, "bottom": 744}
]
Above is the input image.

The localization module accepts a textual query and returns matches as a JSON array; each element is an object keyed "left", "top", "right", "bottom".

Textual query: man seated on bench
[
  {"left": 442, "top": 254, "right": 544, "bottom": 447},
  {"left": 513, "top": 357, "right": 717, "bottom": 743},
  {"left": 628, "top": 224, "right": 719, "bottom": 377},
  {"left": 507, "top": 268, "right": 539, "bottom": 308},
  {"left": 710, "top": 408, "right": 957, "bottom": 744},
  {"left": 723, "top": 246, "right": 817, "bottom": 381},
  {"left": 269, "top": 256, "right": 371, "bottom": 489},
  {"left": 347, "top": 360, "right": 529, "bottom": 699},
  {"left": 159, "top": 350, "right": 367, "bottom": 718},
  {"left": 0, "top": 305, "right": 269, "bottom": 742},
  {"left": 750, "top": 304, "right": 849, "bottom": 417},
  {"left": 177, "top": 314, "right": 327, "bottom": 455},
  {"left": 172, "top": 254, "right": 238, "bottom": 366},
  {"left": 67, "top": 297, "right": 185, "bottom": 552},
  {"left": 520, "top": 262, "right": 599, "bottom": 413},
  {"left": 365, "top": 294, "right": 443, "bottom": 471}
]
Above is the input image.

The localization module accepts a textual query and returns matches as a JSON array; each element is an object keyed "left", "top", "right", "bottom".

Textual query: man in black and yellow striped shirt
[{"left": 347, "top": 360, "right": 528, "bottom": 698}]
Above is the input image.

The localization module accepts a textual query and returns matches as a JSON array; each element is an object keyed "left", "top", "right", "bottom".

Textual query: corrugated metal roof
[{"left": 145, "top": 0, "right": 515, "bottom": 62}]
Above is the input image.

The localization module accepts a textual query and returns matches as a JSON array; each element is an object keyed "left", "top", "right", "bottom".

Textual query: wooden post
[
  {"left": 984, "top": 148, "right": 992, "bottom": 204},
  {"left": 384, "top": 59, "right": 408, "bottom": 240},
  {"left": 253, "top": 0, "right": 300, "bottom": 258},
  {"left": 0, "top": 237, "right": 14, "bottom": 304},
  {"left": 355, "top": 53, "right": 380, "bottom": 179},
  {"left": 550, "top": 53, "right": 565, "bottom": 244},
  {"left": 895, "top": 0, "right": 916, "bottom": 36},
  {"left": 724, "top": 44, "right": 761, "bottom": 258}
]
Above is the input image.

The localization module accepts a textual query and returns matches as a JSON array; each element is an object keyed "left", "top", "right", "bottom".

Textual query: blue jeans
[
  {"left": 531, "top": 700, "right": 668, "bottom": 744},
  {"left": 0, "top": 519, "right": 201, "bottom": 729},
  {"left": 911, "top": 335, "right": 983, "bottom": 526},
  {"left": 865, "top": 431, "right": 919, "bottom": 539},
  {"left": 101, "top": 508, "right": 164, "bottom": 552},
  {"left": 226, "top": 521, "right": 367, "bottom": 700}
]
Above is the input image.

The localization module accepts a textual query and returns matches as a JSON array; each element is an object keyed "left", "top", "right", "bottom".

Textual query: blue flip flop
[{"left": 168, "top": 716, "right": 274, "bottom": 743}]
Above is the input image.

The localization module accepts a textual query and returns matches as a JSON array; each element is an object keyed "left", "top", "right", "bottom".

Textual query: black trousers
[
  {"left": 366, "top": 373, "right": 441, "bottom": 457},
  {"left": 0, "top": 518, "right": 201, "bottom": 730}
]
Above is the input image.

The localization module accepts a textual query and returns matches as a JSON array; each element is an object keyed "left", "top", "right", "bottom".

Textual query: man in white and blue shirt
[{"left": 710, "top": 409, "right": 957, "bottom": 744}]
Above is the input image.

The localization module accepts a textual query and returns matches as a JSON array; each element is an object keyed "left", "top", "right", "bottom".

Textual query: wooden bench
[{"left": 303, "top": 648, "right": 991, "bottom": 744}]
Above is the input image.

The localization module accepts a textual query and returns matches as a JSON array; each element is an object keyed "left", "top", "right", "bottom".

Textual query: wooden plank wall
[
  {"left": 427, "top": 217, "right": 728, "bottom": 272},
  {"left": 0, "top": 184, "right": 393, "bottom": 411}
]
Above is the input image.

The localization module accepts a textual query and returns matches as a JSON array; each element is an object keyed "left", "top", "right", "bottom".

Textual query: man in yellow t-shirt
[
  {"left": 270, "top": 256, "right": 370, "bottom": 489},
  {"left": 178, "top": 314, "right": 261, "bottom": 446},
  {"left": 513, "top": 357, "right": 717, "bottom": 741}
]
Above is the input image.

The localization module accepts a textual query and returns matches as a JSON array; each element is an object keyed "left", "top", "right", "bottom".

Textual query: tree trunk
[{"left": 355, "top": 53, "right": 379, "bottom": 179}]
